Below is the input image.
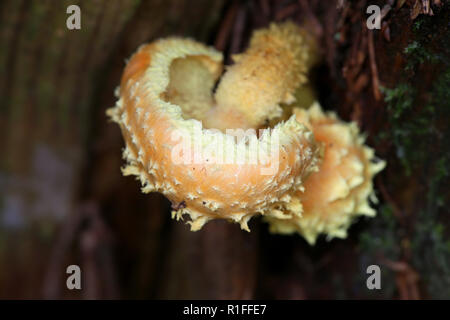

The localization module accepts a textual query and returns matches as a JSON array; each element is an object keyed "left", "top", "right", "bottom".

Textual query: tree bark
[{"left": 0, "top": 0, "right": 448, "bottom": 299}]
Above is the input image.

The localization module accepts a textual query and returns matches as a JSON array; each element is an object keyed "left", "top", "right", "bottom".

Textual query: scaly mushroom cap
[
  {"left": 206, "top": 22, "right": 317, "bottom": 130},
  {"left": 107, "top": 25, "right": 321, "bottom": 231},
  {"left": 265, "top": 103, "right": 385, "bottom": 244}
]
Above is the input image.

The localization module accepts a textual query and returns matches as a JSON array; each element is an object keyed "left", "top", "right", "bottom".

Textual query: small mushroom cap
[
  {"left": 265, "top": 102, "right": 385, "bottom": 244},
  {"left": 208, "top": 22, "right": 317, "bottom": 129}
]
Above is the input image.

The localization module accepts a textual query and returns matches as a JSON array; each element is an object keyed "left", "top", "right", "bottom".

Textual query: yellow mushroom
[
  {"left": 264, "top": 102, "right": 386, "bottom": 244},
  {"left": 107, "top": 21, "right": 385, "bottom": 241},
  {"left": 205, "top": 22, "right": 318, "bottom": 130},
  {"left": 107, "top": 23, "right": 321, "bottom": 231}
]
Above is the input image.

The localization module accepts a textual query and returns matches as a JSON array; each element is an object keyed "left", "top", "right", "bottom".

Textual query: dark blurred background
[{"left": 0, "top": 0, "right": 448, "bottom": 299}]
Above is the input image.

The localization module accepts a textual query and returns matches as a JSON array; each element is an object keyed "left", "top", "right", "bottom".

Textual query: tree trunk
[{"left": 0, "top": 0, "right": 448, "bottom": 299}]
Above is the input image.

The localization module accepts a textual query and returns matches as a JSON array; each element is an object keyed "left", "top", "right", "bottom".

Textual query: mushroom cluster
[{"left": 107, "top": 22, "right": 385, "bottom": 244}]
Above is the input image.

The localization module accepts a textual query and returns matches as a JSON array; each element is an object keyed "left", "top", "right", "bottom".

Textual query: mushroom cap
[
  {"left": 209, "top": 22, "right": 317, "bottom": 129},
  {"left": 265, "top": 102, "right": 385, "bottom": 244},
  {"left": 107, "top": 37, "right": 321, "bottom": 231}
]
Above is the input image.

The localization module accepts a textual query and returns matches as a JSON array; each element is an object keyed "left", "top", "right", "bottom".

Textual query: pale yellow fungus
[
  {"left": 107, "top": 22, "right": 384, "bottom": 243},
  {"left": 264, "top": 102, "right": 386, "bottom": 244}
]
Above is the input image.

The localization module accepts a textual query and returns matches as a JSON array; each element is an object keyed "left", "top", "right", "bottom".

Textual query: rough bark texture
[{"left": 0, "top": 0, "right": 448, "bottom": 299}]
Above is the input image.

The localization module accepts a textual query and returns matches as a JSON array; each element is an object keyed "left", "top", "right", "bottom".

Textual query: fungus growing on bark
[
  {"left": 107, "top": 21, "right": 384, "bottom": 242},
  {"left": 265, "top": 102, "right": 386, "bottom": 244},
  {"left": 107, "top": 23, "right": 321, "bottom": 231}
]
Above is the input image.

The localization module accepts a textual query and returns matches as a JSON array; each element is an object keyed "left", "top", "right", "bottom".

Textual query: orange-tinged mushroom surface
[
  {"left": 265, "top": 102, "right": 386, "bottom": 244},
  {"left": 107, "top": 24, "right": 321, "bottom": 231},
  {"left": 107, "top": 21, "right": 385, "bottom": 242}
]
